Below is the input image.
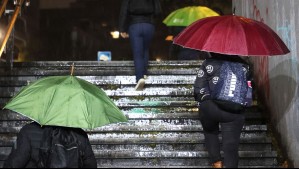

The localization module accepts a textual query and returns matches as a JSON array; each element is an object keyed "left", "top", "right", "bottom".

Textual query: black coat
[
  {"left": 119, "top": 0, "right": 162, "bottom": 32},
  {"left": 4, "top": 122, "right": 97, "bottom": 168}
]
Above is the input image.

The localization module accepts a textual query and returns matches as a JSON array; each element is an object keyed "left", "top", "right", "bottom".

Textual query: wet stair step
[
  {"left": 0, "top": 61, "right": 280, "bottom": 168},
  {"left": 92, "top": 151, "right": 277, "bottom": 167}
]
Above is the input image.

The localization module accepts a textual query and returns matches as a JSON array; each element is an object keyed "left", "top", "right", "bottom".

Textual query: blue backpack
[{"left": 211, "top": 61, "right": 252, "bottom": 111}]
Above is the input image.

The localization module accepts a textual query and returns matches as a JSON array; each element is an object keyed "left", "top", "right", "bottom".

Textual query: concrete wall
[{"left": 233, "top": 0, "right": 299, "bottom": 167}]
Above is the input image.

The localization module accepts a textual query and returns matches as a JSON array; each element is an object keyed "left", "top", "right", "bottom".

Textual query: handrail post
[{"left": 0, "top": 0, "right": 25, "bottom": 59}]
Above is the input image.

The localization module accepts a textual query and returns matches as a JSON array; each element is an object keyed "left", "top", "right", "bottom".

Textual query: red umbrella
[{"left": 173, "top": 15, "right": 290, "bottom": 56}]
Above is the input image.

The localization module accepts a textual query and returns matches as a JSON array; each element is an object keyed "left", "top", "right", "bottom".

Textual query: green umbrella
[
  {"left": 3, "top": 75, "right": 128, "bottom": 130},
  {"left": 163, "top": 6, "right": 219, "bottom": 27}
]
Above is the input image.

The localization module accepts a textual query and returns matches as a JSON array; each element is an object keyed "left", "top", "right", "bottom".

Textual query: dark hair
[{"left": 210, "top": 52, "right": 247, "bottom": 64}]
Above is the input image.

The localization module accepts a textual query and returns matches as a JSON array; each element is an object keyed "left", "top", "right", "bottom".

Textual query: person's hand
[{"left": 120, "top": 32, "right": 129, "bottom": 38}]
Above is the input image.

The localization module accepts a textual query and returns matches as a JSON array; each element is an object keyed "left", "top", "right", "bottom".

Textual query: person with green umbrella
[
  {"left": 3, "top": 75, "right": 128, "bottom": 129},
  {"left": 163, "top": 5, "right": 219, "bottom": 60},
  {"left": 2, "top": 73, "right": 128, "bottom": 168}
]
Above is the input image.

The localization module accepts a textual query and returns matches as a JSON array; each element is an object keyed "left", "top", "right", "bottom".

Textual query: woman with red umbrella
[
  {"left": 174, "top": 15, "right": 290, "bottom": 168},
  {"left": 194, "top": 52, "right": 252, "bottom": 168}
]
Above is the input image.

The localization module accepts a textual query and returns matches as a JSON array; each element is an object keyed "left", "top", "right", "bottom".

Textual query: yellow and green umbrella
[
  {"left": 3, "top": 75, "right": 128, "bottom": 130},
  {"left": 163, "top": 6, "right": 219, "bottom": 27}
]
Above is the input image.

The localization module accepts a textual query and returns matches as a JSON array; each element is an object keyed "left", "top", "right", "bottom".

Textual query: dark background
[{"left": 0, "top": 0, "right": 232, "bottom": 62}]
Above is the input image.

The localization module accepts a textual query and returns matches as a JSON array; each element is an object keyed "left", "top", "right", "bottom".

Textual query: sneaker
[{"left": 135, "top": 78, "right": 145, "bottom": 91}]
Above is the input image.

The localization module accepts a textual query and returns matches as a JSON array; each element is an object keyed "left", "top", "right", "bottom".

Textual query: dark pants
[
  {"left": 129, "top": 23, "right": 155, "bottom": 82},
  {"left": 200, "top": 100, "right": 245, "bottom": 168}
]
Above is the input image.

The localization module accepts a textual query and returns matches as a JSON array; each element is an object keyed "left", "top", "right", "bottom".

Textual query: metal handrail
[
  {"left": 0, "top": 0, "right": 9, "bottom": 18},
  {"left": 0, "top": 0, "right": 25, "bottom": 59}
]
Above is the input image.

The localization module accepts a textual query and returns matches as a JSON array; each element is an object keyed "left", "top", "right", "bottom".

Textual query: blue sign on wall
[{"left": 98, "top": 51, "right": 112, "bottom": 61}]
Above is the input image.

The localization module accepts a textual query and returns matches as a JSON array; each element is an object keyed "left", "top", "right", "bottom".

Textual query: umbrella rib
[
  {"left": 238, "top": 17, "right": 249, "bottom": 56},
  {"left": 43, "top": 80, "right": 64, "bottom": 125},
  {"left": 252, "top": 24, "right": 270, "bottom": 56},
  {"left": 259, "top": 23, "right": 289, "bottom": 55},
  {"left": 81, "top": 90, "right": 93, "bottom": 129},
  {"left": 201, "top": 18, "right": 225, "bottom": 53},
  {"left": 76, "top": 77, "right": 127, "bottom": 128},
  {"left": 72, "top": 78, "right": 94, "bottom": 129}
]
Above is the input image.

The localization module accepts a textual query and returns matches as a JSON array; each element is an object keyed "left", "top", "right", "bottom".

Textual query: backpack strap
[
  {"left": 69, "top": 129, "right": 85, "bottom": 168},
  {"left": 37, "top": 127, "right": 54, "bottom": 168}
]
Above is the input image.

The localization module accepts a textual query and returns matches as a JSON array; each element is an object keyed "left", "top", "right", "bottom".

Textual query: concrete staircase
[{"left": 0, "top": 61, "right": 279, "bottom": 168}]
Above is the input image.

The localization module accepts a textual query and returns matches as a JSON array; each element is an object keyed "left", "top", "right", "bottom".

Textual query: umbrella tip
[{"left": 71, "top": 63, "right": 75, "bottom": 76}]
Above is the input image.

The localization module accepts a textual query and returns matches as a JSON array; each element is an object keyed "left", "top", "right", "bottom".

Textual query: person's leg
[
  {"left": 200, "top": 101, "right": 222, "bottom": 165},
  {"left": 203, "top": 131, "right": 222, "bottom": 165},
  {"left": 140, "top": 23, "right": 155, "bottom": 77},
  {"left": 200, "top": 100, "right": 245, "bottom": 167},
  {"left": 221, "top": 115, "right": 245, "bottom": 168},
  {"left": 129, "top": 24, "right": 144, "bottom": 83}
]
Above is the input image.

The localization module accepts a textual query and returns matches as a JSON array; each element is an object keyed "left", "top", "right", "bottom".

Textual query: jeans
[
  {"left": 199, "top": 100, "right": 245, "bottom": 168},
  {"left": 129, "top": 23, "right": 155, "bottom": 82}
]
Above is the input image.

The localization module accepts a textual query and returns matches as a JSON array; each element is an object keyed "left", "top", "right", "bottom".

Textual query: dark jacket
[
  {"left": 4, "top": 122, "right": 97, "bottom": 168},
  {"left": 119, "top": 0, "right": 162, "bottom": 32}
]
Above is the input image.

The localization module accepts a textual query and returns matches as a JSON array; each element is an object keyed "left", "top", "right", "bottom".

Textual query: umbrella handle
[{"left": 71, "top": 63, "right": 75, "bottom": 75}]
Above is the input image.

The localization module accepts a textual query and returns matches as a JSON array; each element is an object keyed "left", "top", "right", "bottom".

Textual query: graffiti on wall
[
  {"left": 251, "top": 0, "right": 270, "bottom": 104},
  {"left": 252, "top": 0, "right": 268, "bottom": 23}
]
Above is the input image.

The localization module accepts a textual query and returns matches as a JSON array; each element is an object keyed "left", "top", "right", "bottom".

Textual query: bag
[
  {"left": 211, "top": 61, "right": 253, "bottom": 112},
  {"left": 128, "top": 0, "right": 154, "bottom": 15},
  {"left": 37, "top": 127, "right": 83, "bottom": 168}
]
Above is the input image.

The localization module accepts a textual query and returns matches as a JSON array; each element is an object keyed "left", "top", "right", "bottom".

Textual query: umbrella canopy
[
  {"left": 3, "top": 76, "right": 128, "bottom": 130},
  {"left": 163, "top": 6, "right": 219, "bottom": 27},
  {"left": 173, "top": 15, "right": 290, "bottom": 56}
]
